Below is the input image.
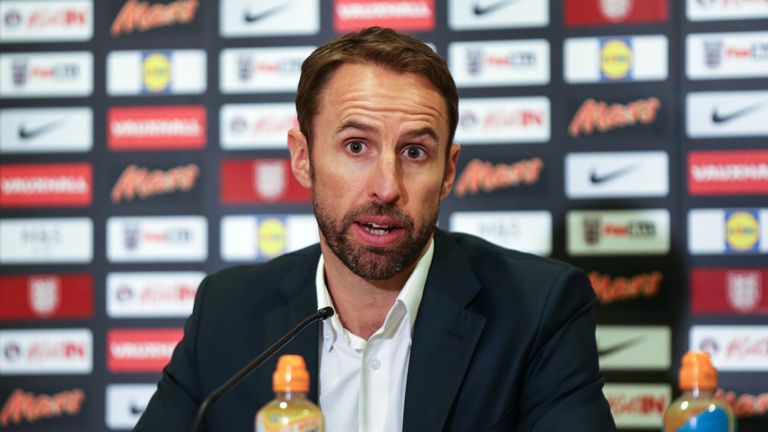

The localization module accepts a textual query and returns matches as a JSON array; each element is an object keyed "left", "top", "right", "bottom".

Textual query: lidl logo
[
  {"left": 258, "top": 217, "right": 287, "bottom": 258},
  {"left": 107, "top": 49, "right": 205, "bottom": 96},
  {"left": 600, "top": 38, "right": 632, "bottom": 80},
  {"left": 142, "top": 52, "right": 171, "bottom": 94},
  {"left": 726, "top": 210, "right": 760, "bottom": 253},
  {"left": 220, "top": 214, "right": 317, "bottom": 262},
  {"left": 564, "top": 35, "right": 667, "bottom": 84}
]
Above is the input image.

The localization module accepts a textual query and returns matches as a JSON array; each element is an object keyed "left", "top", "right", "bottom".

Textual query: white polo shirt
[{"left": 315, "top": 239, "right": 434, "bottom": 432}]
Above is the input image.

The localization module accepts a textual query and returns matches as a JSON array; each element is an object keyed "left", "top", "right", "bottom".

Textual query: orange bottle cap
[
  {"left": 273, "top": 354, "right": 310, "bottom": 393},
  {"left": 679, "top": 351, "right": 718, "bottom": 391}
]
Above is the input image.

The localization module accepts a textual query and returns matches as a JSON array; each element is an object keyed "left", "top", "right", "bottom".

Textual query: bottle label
[
  {"left": 674, "top": 407, "right": 730, "bottom": 432},
  {"left": 256, "top": 414, "right": 321, "bottom": 432}
]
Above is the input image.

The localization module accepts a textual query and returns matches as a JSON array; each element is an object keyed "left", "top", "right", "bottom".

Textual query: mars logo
[
  {"left": 568, "top": 97, "right": 660, "bottom": 137},
  {"left": 454, "top": 158, "right": 543, "bottom": 197},
  {"left": 725, "top": 210, "right": 760, "bottom": 252},
  {"left": 111, "top": 163, "right": 200, "bottom": 203},
  {"left": 142, "top": 52, "right": 171, "bottom": 93},
  {"left": 600, "top": 38, "right": 633, "bottom": 80},
  {"left": 589, "top": 271, "right": 662, "bottom": 304},
  {"left": 28, "top": 276, "right": 61, "bottom": 317},
  {"left": 111, "top": 0, "right": 199, "bottom": 36},
  {"left": 0, "top": 388, "right": 85, "bottom": 427},
  {"left": 727, "top": 271, "right": 762, "bottom": 313}
]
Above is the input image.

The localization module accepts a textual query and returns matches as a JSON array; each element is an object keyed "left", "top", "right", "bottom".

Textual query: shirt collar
[{"left": 315, "top": 238, "right": 434, "bottom": 350}]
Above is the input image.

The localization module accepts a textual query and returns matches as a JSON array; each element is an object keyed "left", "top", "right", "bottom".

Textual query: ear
[
  {"left": 439, "top": 143, "right": 461, "bottom": 201},
  {"left": 287, "top": 128, "right": 312, "bottom": 189}
]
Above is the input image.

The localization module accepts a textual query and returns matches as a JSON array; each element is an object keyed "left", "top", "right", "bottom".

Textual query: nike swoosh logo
[
  {"left": 18, "top": 120, "right": 65, "bottom": 140},
  {"left": 598, "top": 336, "right": 644, "bottom": 358},
  {"left": 589, "top": 164, "right": 638, "bottom": 184},
  {"left": 711, "top": 102, "right": 764, "bottom": 124},
  {"left": 473, "top": 0, "right": 519, "bottom": 16},
  {"left": 129, "top": 402, "right": 146, "bottom": 416},
  {"left": 244, "top": 2, "right": 289, "bottom": 23}
]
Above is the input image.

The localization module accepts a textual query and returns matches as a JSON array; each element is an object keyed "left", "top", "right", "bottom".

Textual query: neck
[{"left": 319, "top": 242, "right": 421, "bottom": 340}]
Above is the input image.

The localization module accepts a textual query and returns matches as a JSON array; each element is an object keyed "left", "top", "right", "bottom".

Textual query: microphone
[{"left": 190, "top": 306, "right": 334, "bottom": 432}]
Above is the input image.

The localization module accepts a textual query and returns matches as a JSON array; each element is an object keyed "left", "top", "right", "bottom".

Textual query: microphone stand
[{"left": 190, "top": 306, "right": 334, "bottom": 432}]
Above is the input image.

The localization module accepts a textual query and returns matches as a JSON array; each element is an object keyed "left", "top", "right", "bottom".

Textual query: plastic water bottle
[
  {"left": 255, "top": 354, "right": 324, "bottom": 432},
  {"left": 663, "top": 351, "right": 736, "bottom": 432}
]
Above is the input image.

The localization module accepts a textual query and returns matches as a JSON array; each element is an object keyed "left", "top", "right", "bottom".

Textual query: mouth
[
  {"left": 351, "top": 215, "right": 407, "bottom": 247},
  {"left": 360, "top": 221, "right": 397, "bottom": 235}
]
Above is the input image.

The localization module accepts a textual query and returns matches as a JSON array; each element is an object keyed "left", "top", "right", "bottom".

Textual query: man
[{"left": 135, "top": 27, "right": 616, "bottom": 432}]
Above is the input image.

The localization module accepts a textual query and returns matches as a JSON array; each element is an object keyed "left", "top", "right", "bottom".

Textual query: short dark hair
[{"left": 295, "top": 27, "right": 458, "bottom": 148}]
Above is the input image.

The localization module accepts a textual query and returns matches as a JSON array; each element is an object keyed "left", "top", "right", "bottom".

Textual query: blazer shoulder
[
  {"left": 445, "top": 231, "right": 582, "bottom": 282},
  {"left": 438, "top": 231, "right": 595, "bottom": 319},
  {"left": 202, "top": 243, "right": 321, "bottom": 302}
]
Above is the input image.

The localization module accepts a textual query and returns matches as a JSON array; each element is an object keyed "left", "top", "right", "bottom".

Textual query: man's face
[{"left": 288, "top": 63, "right": 459, "bottom": 281}]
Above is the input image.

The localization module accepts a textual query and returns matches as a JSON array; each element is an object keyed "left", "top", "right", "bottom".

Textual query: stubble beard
[{"left": 313, "top": 195, "right": 437, "bottom": 281}]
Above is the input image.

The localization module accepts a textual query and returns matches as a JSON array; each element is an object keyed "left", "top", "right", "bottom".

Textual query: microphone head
[{"left": 317, "top": 306, "right": 334, "bottom": 320}]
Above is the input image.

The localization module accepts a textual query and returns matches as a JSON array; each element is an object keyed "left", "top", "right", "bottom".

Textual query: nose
[{"left": 368, "top": 150, "right": 403, "bottom": 204}]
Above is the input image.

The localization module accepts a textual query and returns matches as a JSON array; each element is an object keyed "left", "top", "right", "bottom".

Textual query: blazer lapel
[
  {"left": 403, "top": 230, "right": 486, "bottom": 431},
  {"left": 257, "top": 247, "right": 322, "bottom": 403}
]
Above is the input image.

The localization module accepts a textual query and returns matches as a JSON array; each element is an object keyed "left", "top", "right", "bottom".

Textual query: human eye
[
  {"left": 402, "top": 145, "right": 427, "bottom": 161},
  {"left": 345, "top": 140, "right": 367, "bottom": 154}
]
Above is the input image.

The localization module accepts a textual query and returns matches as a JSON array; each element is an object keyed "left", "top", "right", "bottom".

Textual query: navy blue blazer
[{"left": 134, "top": 230, "right": 616, "bottom": 431}]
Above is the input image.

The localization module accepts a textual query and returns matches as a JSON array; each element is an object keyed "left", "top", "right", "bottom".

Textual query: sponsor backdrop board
[{"left": 1, "top": 0, "right": 767, "bottom": 431}]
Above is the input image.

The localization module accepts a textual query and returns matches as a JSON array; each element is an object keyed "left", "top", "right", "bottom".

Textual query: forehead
[{"left": 316, "top": 63, "right": 450, "bottom": 138}]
